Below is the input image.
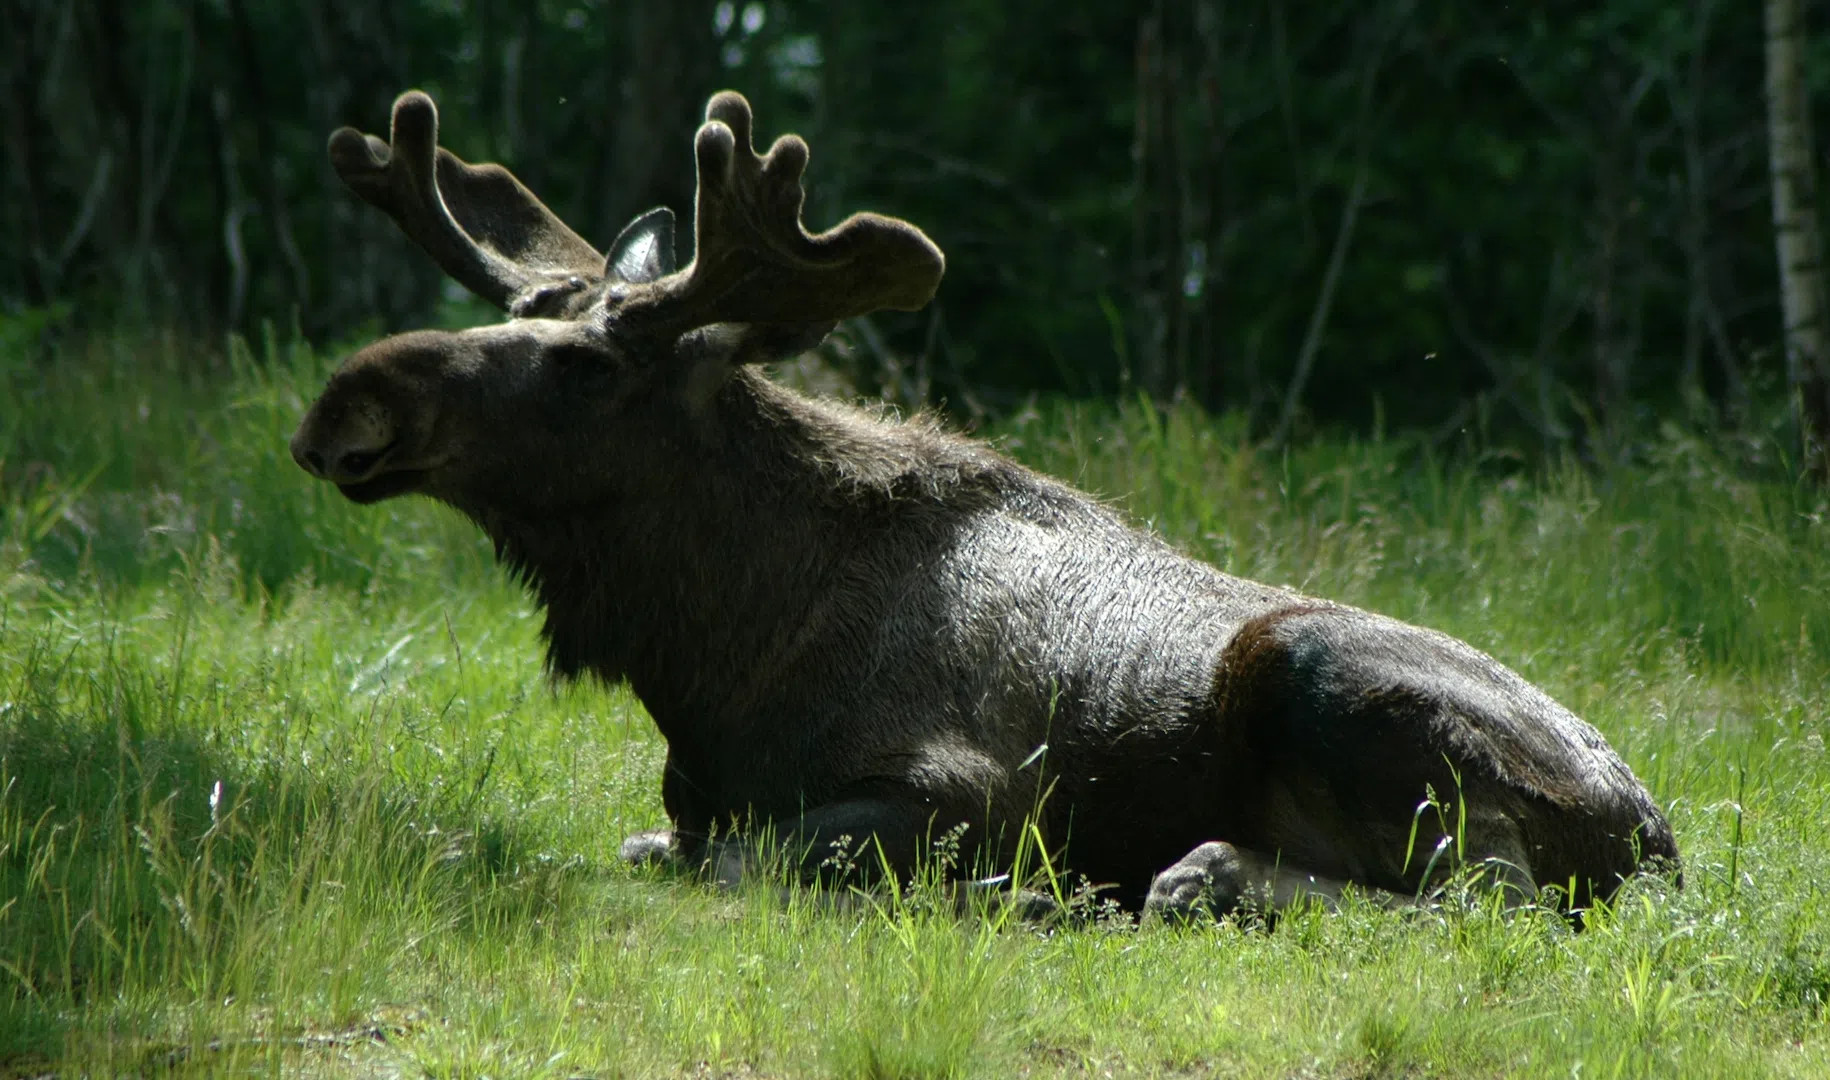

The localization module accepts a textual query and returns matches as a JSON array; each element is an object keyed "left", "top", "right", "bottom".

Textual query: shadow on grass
[{"left": 0, "top": 683, "right": 562, "bottom": 1065}]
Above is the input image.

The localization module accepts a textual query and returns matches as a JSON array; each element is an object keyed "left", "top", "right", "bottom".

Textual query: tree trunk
[
  {"left": 1130, "top": 5, "right": 1174, "bottom": 401},
  {"left": 601, "top": 1, "right": 716, "bottom": 246},
  {"left": 1765, "top": 0, "right": 1830, "bottom": 477}
]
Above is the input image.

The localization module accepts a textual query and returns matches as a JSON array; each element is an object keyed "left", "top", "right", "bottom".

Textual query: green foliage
[
  {"left": 0, "top": 324, "right": 493, "bottom": 596},
  {"left": 1001, "top": 395, "right": 1830, "bottom": 680},
  {"left": 6, "top": 1, "right": 1816, "bottom": 446}
]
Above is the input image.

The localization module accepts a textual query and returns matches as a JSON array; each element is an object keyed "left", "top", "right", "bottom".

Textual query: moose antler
[
  {"left": 328, "top": 91, "right": 605, "bottom": 311},
  {"left": 614, "top": 92, "right": 945, "bottom": 333}
]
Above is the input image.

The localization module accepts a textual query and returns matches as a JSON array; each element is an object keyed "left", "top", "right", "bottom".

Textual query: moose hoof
[
  {"left": 1144, "top": 841, "right": 1250, "bottom": 923},
  {"left": 620, "top": 829, "right": 677, "bottom": 868}
]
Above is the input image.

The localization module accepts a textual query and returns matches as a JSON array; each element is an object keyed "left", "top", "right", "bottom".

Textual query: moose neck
[{"left": 468, "top": 368, "right": 996, "bottom": 735}]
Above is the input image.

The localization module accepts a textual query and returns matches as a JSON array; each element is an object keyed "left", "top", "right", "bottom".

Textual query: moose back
[{"left": 291, "top": 90, "right": 1678, "bottom": 916}]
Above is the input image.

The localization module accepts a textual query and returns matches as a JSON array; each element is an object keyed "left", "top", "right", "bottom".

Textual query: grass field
[{"left": 4, "top": 330, "right": 1830, "bottom": 1077}]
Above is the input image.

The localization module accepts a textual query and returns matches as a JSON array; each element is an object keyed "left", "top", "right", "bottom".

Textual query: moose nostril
[
  {"left": 302, "top": 449, "right": 327, "bottom": 475},
  {"left": 338, "top": 449, "right": 379, "bottom": 477}
]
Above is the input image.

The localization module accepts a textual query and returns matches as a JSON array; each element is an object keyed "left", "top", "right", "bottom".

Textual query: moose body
[{"left": 293, "top": 90, "right": 1677, "bottom": 915}]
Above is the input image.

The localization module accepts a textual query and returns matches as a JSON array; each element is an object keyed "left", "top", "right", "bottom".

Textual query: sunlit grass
[{"left": 2, "top": 329, "right": 1828, "bottom": 1076}]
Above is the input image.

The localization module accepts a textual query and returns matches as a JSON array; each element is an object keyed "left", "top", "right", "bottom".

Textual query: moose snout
[
  {"left": 289, "top": 431, "right": 327, "bottom": 478},
  {"left": 290, "top": 424, "right": 391, "bottom": 482}
]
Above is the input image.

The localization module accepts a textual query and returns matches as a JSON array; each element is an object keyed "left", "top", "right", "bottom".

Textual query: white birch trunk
[{"left": 1765, "top": 0, "right": 1830, "bottom": 471}]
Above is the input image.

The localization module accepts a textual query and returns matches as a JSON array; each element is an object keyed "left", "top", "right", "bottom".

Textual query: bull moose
[{"left": 291, "top": 89, "right": 1679, "bottom": 918}]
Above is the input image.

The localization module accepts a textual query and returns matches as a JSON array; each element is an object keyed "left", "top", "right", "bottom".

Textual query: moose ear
[{"left": 605, "top": 207, "right": 678, "bottom": 284}]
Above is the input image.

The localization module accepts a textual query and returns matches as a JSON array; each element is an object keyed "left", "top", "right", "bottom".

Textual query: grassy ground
[{"left": 3, "top": 330, "right": 1830, "bottom": 1077}]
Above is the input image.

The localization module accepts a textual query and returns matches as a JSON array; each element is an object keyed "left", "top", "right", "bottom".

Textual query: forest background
[{"left": 8, "top": 0, "right": 1829, "bottom": 458}]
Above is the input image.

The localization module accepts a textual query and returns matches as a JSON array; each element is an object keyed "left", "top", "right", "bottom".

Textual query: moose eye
[
  {"left": 548, "top": 344, "right": 615, "bottom": 389},
  {"left": 548, "top": 344, "right": 607, "bottom": 369}
]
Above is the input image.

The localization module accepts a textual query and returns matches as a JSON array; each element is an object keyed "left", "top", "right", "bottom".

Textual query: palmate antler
[
  {"left": 330, "top": 90, "right": 944, "bottom": 332},
  {"left": 611, "top": 92, "right": 945, "bottom": 332},
  {"left": 327, "top": 91, "right": 605, "bottom": 311}
]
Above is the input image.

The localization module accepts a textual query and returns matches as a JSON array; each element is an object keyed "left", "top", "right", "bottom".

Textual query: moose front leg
[
  {"left": 616, "top": 750, "right": 711, "bottom": 872},
  {"left": 620, "top": 796, "right": 971, "bottom": 889},
  {"left": 619, "top": 828, "right": 681, "bottom": 867},
  {"left": 714, "top": 797, "right": 973, "bottom": 888}
]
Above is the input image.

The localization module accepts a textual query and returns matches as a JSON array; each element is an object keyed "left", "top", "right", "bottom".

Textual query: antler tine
[
  {"left": 328, "top": 91, "right": 604, "bottom": 312},
  {"left": 616, "top": 91, "right": 945, "bottom": 332}
]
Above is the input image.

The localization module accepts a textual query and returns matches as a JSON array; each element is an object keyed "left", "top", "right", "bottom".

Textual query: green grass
[{"left": 3, "top": 328, "right": 1830, "bottom": 1076}]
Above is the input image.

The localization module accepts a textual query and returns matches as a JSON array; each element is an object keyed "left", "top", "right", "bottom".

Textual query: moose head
[{"left": 291, "top": 90, "right": 943, "bottom": 516}]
